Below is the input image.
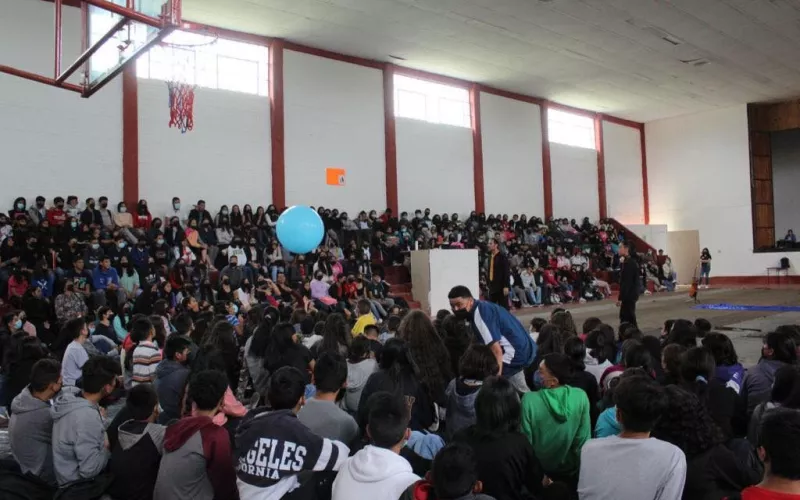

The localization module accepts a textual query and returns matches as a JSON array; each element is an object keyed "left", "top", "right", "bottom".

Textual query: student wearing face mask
[
  {"left": 448, "top": 285, "right": 536, "bottom": 394},
  {"left": 9, "top": 197, "right": 28, "bottom": 222},
  {"left": 83, "top": 237, "right": 104, "bottom": 270},
  {"left": 80, "top": 198, "right": 103, "bottom": 228},
  {"left": 166, "top": 196, "right": 187, "bottom": 227},
  {"left": 150, "top": 233, "right": 171, "bottom": 268},
  {"left": 133, "top": 199, "right": 152, "bottom": 233},
  {"left": 94, "top": 196, "right": 115, "bottom": 232},
  {"left": 27, "top": 196, "right": 47, "bottom": 225},
  {"left": 47, "top": 197, "right": 67, "bottom": 227}
]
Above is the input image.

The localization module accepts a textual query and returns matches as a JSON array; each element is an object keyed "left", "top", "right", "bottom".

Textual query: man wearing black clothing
[
  {"left": 616, "top": 241, "right": 639, "bottom": 327},
  {"left": 80, "top": 198, "right": 103, "bottom": 228},
  {"left": 487, "top": 238, "right": 510, "bottom": 309}
]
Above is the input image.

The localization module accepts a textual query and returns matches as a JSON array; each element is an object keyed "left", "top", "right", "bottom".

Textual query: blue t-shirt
[{"left": 468, "top": 299, "right": 536, "bottom": 371}]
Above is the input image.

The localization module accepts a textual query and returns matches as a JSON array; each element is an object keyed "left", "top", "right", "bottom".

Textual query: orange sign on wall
[{"left": 326, "top": 168, "right": 346, "bottom": 186}]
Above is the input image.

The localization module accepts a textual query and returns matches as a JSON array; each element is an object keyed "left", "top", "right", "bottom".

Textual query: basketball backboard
[{"left": 0, "top": 0, "right": 181, "bottom": 97}]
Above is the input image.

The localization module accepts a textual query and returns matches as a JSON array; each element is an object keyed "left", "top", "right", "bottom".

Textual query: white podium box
[{"left": 410, "top": 249, "right": 480, "bottom": 314}]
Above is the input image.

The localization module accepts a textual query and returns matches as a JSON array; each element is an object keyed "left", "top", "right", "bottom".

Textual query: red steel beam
[
  {"left": 470, "top": 84, "right": 485, "bottom": 214},
  {"left": 541, "top": 105, "right": 553, "bottom": 220},
  {"left": 270, "top": 39, "right": 286, "bottom": 208},
  {"left": 383, "top": 64, "right": 399, "bottom": 214},
  {"left": 595, "top": 116, "right": 607, "bottom": 219},
  {"left": 0, "top": 65, "right": 82, "bottom": 93}
]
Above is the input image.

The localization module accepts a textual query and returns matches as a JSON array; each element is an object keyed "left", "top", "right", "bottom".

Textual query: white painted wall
[
  {"left": 646, "top": 105, "right": 792, "bottom": 276},
  {"left": 603, "top": 121, "right": 644, "bottom": 224},
  {"left": 550, "top": 143, "right": 599, "bottom": 221},
  {"left": 480, "top": 93, "right": 544, "bottom": 217},
  {"left": 770, "top": 129, "right": 800, "bottom": 239},
  {"left": 626, "top": 224, "right": 669, "bottom": 254},
  {"left": 138, "top": 79, "right": 271, "bottom": 218},
  {"left": 0, "top": 0, "right": 123, "bottom": 208},
  {"left": 396, "top": 118, "right": 474, "bottom": 215},
  {"left": 284, "top": 50, "right": 385, "bottom": 214}
]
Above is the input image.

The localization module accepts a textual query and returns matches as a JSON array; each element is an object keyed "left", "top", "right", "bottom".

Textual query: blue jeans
[
  {"left": 270, "top": 265, "right": 284, "bottom": 282},
  {"left": 700, "top": 264, "right": 710, "bottom": 285},
  {"left": 526, "top": 286, "right": 542, "bottom": 305}
]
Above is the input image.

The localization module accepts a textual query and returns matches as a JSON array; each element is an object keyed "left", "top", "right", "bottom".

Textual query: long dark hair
[
  {"left": 652, "top": 385, "right": 723, "bottom": 458},
  {"left": 317, "top": 313, "right": 351, "bottom": 356},
  {"left": 474, "top": 376, "right": 521, "bottom": 436},
  {"left": 702, "top": 333, "right": 739, "bottom": 366},
  {"left": 397, "top": 310, "right": 452, "bottom": 401},
  {"left": 249, "top": 317, "right": 273, "bottom": 359},
  {"left": 264, "top": 322, "right": 297, "bottom": 370},
  {"left": 585, "top": 324, "right": 617, "bottom": 364}
]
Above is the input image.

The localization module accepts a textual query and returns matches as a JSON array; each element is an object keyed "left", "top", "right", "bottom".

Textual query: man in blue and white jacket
[
  {"left": 448, "top": 285, "right": 536, "bottom": 392},
  {"left": 235, "top": 366, "right": 349, "bottom": 500}
]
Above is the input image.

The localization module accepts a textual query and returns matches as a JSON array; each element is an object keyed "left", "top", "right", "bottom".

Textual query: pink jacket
[{"left": 192, "top": 386, "right": 247, "bottom": 426}]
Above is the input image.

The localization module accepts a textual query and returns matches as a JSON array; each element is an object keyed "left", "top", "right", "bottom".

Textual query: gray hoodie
[
  {"left": 343, "top": 358, "right": 377, "bottom": 413},
  {"left": 445, "top": 378, "right": 481, "bottom": 440},
  {"left": 51, "top": 387, "right": 110, "bottom": 485},
  {"left": 9, "top": 388, "right": 56, "bottom": 485}
]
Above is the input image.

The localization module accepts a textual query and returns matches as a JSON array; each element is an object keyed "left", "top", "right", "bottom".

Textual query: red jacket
[
  {"left": 47, "top": 208, "right": 67, "bottom": 226},
  {"left": 134, "top": 213, "right": 152, "bottom": 230}
]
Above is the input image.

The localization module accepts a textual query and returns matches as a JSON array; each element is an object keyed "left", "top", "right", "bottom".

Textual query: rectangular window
[
  {"left": 136, "top": 30, "right": 269, "bottom": 96},
  {"left": 394, "top": 75, "right": 471, "bottom": 128},
  {"left": 548, "top": 108, "right": 595, "bottom": 149}
]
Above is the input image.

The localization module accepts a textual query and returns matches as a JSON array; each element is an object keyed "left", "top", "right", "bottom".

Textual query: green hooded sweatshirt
[{"left": 520, "top": 385, "right": 590, "bottom": 477}]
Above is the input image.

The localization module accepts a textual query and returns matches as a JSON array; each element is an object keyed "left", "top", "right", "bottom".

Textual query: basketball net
[{"left": 165, "top": 45, "right": 196, "bottom": 133}]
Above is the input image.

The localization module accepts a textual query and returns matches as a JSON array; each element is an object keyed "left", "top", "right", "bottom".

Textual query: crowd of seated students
[{"left": 0, "top": 195, "right": 797, "bottom": 500}]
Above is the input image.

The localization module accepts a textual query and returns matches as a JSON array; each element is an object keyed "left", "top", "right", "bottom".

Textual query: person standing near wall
[
  {"left": 699, "top": 248, "right": 712, "bottom": 289},
  {"left": 616, "top": 242, "right": 639, "bottom": 327},
  {"left": 486, "top": 238, "right": 510, "bottom": 309}
]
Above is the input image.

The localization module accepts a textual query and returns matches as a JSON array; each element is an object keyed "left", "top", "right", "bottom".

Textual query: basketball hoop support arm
[{"left": 0, "top": 0, "right": 180, "bottom": 96}]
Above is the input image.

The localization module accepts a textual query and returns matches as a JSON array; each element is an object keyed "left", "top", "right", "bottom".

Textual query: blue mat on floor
[{"left": 694, "top": 303, "right": 800, "bottom": 312}]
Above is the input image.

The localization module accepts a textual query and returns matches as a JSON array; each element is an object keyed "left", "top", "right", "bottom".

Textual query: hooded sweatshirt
[
  {"left": 154, "top": 359, "right": 190, "bottom": 424},
  {"left": 51, "top": 388, "right": 110, "bottom": 485},
  {"left": 715, "top": 363, "right": 745, "bottom": 394},
  {"left": 154, "top": 415, "right": 239, "bottom": 500},
  {"left": 108, "top": 420, "right": 166, "bottom": 500},
  {"left": 332, "top": 445, "right": 420, "bottom": 500},
  {"left": 9, "top": 387, "right": 56, "bottom": 485},
  {"left": 235, "top": 408, "right": 349, "bottom": 500},
  {"left": 520, "top": 385, "right": 590, "bottom": 477},
  {"left": 445, "top": 378, "right": 482, "bottom": 440},
  {"left": 399, "top": 480, "right": 496, "bottom": 500},
  {"left": 744, "top": 359, "right": 787, "bottom": 414},
  {"left": 342, "top": 357, "right": 378, "bottom": 413}
]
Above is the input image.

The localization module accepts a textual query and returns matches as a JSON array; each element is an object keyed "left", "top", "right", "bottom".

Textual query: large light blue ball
[{"left": 276, "top": 205, "right": 324, "bottom": 254}]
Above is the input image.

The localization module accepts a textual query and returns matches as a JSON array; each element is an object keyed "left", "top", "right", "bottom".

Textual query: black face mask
[{"left": 453, "top": 309, "right": 470, "bottom": 321}]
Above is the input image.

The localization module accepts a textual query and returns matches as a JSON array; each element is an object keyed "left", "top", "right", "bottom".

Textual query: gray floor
[{"left": 513, "top": 287, "right": 800, "bottom": 367}]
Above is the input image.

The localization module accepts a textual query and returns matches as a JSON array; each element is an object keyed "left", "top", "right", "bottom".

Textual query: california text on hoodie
[
  {"left": 445, "top": 378, "right": 481, "bottom": 440},
  {"left": 154, "top": 359, "right": 190, "bottom": 424},
  {"left": 50, "top": 387, "right": 110, "bottom": 485},
  {"left": 108, "top": 420, "right": 166, "bottom": 500},
  {"left": 235, "top": 408, "right": 349, "bottom": 500},
  {"left": 520, "top": 385, "right": 590, "bottom": 477},
  {"left": 9, "top": 387, "right": 57, "bottom": 485},
  {"left": 331, "top": 445, "right": 420, "bottom": 500},
  {"left": 154, "top": 415, "right": 239, "bottom": 500}
]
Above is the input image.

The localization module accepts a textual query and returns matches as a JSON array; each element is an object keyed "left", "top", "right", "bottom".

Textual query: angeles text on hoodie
[
  {"left": 235, "top": 408, "right": 349, "bottom": 500},
  {"left": 520, "top": 384, "right": 590, "bottom": 477},
  {"left": 332, "top": 445, "right": 420, "bottom": 500},
  {"left": 9, "top": 387, "right": 57, "bottom": 485},
  {"left": 154, "top": 415, "right": 239, "bottom": 500},
  {"left": 50, "top": 387, "right": 110, "bottom": 485}
]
